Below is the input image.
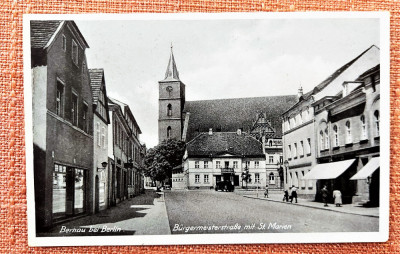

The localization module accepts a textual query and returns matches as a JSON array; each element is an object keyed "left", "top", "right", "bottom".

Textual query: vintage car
[{"left": 215, "top": 180, "right": 234, "bottom": 192}]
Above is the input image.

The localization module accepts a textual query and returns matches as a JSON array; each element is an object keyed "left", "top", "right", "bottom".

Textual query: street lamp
[{"left": 97, "top": 161, "right": 108, "bottom": 172}]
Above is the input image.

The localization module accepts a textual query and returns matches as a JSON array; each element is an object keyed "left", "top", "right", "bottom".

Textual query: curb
[{"left": 242, "top": 195, "right": 379, "bottom": 218}]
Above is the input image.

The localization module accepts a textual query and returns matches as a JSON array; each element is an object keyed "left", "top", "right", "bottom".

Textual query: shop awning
[
  {"left": 350, "top": 157, "right": 380, "bottom": 180},
  {"left": 303, "top": 159, "right": 356, "bottom": 180}
]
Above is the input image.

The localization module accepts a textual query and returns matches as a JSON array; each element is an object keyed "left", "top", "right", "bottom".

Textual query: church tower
[{"left": 158, "top": 46, "right": 186, "bottom": 143}]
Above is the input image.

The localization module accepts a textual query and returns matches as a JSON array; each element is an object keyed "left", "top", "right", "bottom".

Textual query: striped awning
[
  {"left": 303, "top": 159, "right": 356, "bottom": 180},
  {"left": 350, "top": 157, "right": 380, "bottom": 180}
]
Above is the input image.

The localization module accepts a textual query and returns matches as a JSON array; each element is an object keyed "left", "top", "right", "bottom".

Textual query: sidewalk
[
  {"left": 240, "top": 192, "right": 379, "bottom": 218},
  {"left": 43, "top": 190, "right": 171, "bottom": 236}
]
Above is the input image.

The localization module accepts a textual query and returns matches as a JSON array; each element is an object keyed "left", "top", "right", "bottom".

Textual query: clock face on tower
[{"left": 166, "top": 86, "right": 173, "bottom": 96}]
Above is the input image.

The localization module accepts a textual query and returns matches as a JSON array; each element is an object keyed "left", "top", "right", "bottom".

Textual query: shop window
[{"left": 52, "top": 164, "right": 67, "bottom": 218}]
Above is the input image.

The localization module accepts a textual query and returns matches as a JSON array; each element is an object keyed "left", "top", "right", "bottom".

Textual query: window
[
  {"left": 269, "top": 156, "right": 274, "bottom": 164},
  {"left": 204, "top": 161, "right": 208, "bottom": 169},
  {"left": 324, "top": 128, "right": 329, "bottom": 149},
  {"left": 62, "top": 35, "right": 66, "bottom": 51},
  {"left": 307, "top": 138, "right": 311, "bottom": 155},
  {"left": 300, "top": 141, "right": 304, "bottom": 156},
  {"left": 279, "top": 156, "right": 283, "bottom": 164},
  {"left": 361, "top": 115, "right": 367, "bottom": 140},
  {"left": 233, "top": 161, "right": 238, "bottom": 168},
  {"left": 346, "top": 121, "right": 352, "bottom": 143},
  {"left": 167, "top": 126, "right": 171, "bottom": 139},
  {"left": 96, "top": 122, "right": 101, "bottom": 146},
  {"left": 82, "top": 102, "right": 88, "bottom": 133},
  {"left": 255, "top": 173, "right": 260, "bottom": 183},
  {"left": 269, "top": 173, "right": 275, "bottom": 184},
  {"left": 167, "top": 104, "right": 172, "bottom": 116},
  {"left": 254, "top": 161, "right": 259, "bottom": 168},
  {"left": 301, "top": 171, "right": 306, "bottom": 189},
  {"left": 56, "top": 81, "right": 64, "bottom": 116},
  {"left": 72, "top": 39, "right": 78, "bottom": 65},
  {"left": 195, "top": 174, "right": 200, "bottom": 183},
  {"left": 71, "top": 93, "right": 78, "bottom": 126},
  {"left": 224, "top": 161, "right": 229, "bottom": 168},
  {"left": 101, "top": 127, "right": 106, "bottom": 148},
  {"left": 195, "top": 161, "right": 199, "bottom": 169},
  {"left": 374, "top": 111, "right": 380, "bottom": 137},
  {"left": 216, "top": 161, "right": 221, "bottom": 168},
  {"left": 288, "top": 145, "right": 291, "bottom": 159},
  {"left": 294, "top": 143, "right": 297, "bottom": 158},
  {"left": 320, "top": 131, "right": 324, "bottom": 150},
  {"left": 204, "top": 175, "right": 209, "bottom": 183},
  {"left": 333, "top": 125, "right": 339, "bottom": 147},
  {"left": 245, "top": 161, "right": 250, "bottom": 168}
]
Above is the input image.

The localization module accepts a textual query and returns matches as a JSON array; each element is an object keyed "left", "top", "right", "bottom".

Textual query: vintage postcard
[{"left": 24, "top": 12, "right": 390, "bottom": 246}]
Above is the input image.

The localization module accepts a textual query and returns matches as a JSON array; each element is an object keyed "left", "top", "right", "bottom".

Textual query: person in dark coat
[
  {"left": 283, "top": 189, "right": 289, "bottom": 202},
  {"left": 264, "top": 185, "right": 269, "bottom": 198},
  {"left": 321, "top": 185, "right": 329, "bottom": 207},
  {"left": 290, "top": 185, "right": 298, "bottom": 203}
]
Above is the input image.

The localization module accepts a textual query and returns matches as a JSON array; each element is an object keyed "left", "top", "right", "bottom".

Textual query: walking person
[
  {"left": 264, "top": 185, "right": 269, "bottom": 198},
  {"left": 283, "top": 189, "right": 289, "bottom": 202},
  {"left": 321, "top": 185, "right": 329, "bottom": 207},
  {"left": 290, "top": 185, "right": 298, "bottom": 203},
  {"left": 333, "top": 189, "right": 342, "bottom": 207}
]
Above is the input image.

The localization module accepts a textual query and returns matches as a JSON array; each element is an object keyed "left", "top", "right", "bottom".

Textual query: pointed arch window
[
  {"left": 167, "top": 126, "right": 172, "bottom": 139},
  {"left": 333, "top": 125, "right": 339, "bottom": 147},
  {"left": 167, "top": 104, "right": 172, "bottom": 116},
  {"left": 360, "top": 115, "right": 367, "bottom": 140},
  {"left": 374, "top": 111, "right": 380, "bottom": 137},
  {"left": 345, "top": 121, "right": 352, "bottom": 144}
]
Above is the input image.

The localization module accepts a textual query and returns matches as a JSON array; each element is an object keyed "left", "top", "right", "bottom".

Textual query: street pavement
[
  {"left": 164, "top": 189, "right": 379, "bottom": 234},
  {"left": 44, "top": 190, "right": 170, "bottom": 236}
]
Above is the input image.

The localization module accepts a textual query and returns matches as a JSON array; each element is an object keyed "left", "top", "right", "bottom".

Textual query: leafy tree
[{"left": 143, "top": 139, "right": 186, "bottom": 184}]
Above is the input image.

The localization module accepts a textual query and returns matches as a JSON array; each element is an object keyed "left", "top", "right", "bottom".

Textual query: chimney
[
  {"left": 298, "top": 86, "right": 303, "bottom": 99},
  {"left": 209, "top": 128, "right": 213, "bottom": 135},
  {"left": 237, "top": 128, "right": 242, "bottom": 135}
]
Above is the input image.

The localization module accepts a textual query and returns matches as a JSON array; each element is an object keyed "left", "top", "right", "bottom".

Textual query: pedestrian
[
  {"left": 290, "top": 185, "right": 298, "bottom": 203},
  {"left": 283, "top": 189, "right": 289, "bottom": 202},
  {"left": 264, "top": 185, "right": 269, "bottom": 198},
  {"left": 333, "top": 189, "right": 342, "bottom": 207},
  {"left": 321, "top": 185, "right": 329, "bottom": 207}
]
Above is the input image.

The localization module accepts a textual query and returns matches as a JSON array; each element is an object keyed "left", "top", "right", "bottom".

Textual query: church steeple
[{"left": 163, "top": 44, "right": 180, "bottom": 81}]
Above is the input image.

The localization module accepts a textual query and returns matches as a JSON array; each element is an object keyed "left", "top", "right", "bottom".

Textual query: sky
[{"left": 75, "top": 16, "right": 380, "bottom": 148}]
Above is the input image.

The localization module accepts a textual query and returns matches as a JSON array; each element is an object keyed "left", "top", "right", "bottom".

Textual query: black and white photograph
[{"left": 24, "top": 12, "right": 390, "bottom": 246}]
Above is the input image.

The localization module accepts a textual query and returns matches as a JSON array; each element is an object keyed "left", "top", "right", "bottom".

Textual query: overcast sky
[{"left": 75, "top": 17, "right": 379, "bottom": 148}]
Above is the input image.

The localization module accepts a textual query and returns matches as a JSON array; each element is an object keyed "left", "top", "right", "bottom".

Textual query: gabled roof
[
  {"left": 30, "top": 20, "right": 89, "bottom": 49},
  {"left": 30, "top": 20, "right": 63, "bottom": 48},
  {"left": 89, "top": 68, "right": 104, "bottom": 104},
  {"left": 356, "top": 64, "right": 380, "bottom": 81},
  {"left": 108, "top": 97, "right": 142, "bottom": 135},
  {"left": 183, "top": 95, "right": 298, "bottom": 142},
  {"left": 186, "top": 132, "right": 264, "bottom": 158},
  {"left": 284, "top": 45, "right": 379, "bottom": 114},
  {"left": 161, "top": 46, "right": 180, "bottom": 82}
]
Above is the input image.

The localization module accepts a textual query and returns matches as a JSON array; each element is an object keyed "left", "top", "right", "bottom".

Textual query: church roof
[
  {"left": 183, "top": 95, "right": 298, "bottom": 142},
  {"left": 89, "top": 68, "right": 104, "bottom": 104},
  {"left": 186, "top": 132, "right": 264, "bottom": 158},
  {"left": 161, "top": 46, "right": 180, "bottom": 82}
]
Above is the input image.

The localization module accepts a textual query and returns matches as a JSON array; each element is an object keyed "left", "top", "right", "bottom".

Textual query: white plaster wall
[{"left": 32, "top": 66, "right": 47, "bottom": 150}]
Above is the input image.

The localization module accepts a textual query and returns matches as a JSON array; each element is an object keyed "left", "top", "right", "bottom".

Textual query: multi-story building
[
  {"left": 182, "top": 129, "right": 266, "bottom": 189},
  {"left": 282, "top": 45, "right": 380, "bottom": 201},
  {"left": 157, "top": 47, "right": 298, "bottom": 190},
  {"left": 307, "top": 64, "right": 380, "bottom": 205},
  {"left": 89, "top": 68, "right": 110, "bottom": 212},
  {"left": 31, "top": 20, "right": 94, "bottom": 230},
  {"left": 107, "top": 97, "right": 143, "bottom": 205}
]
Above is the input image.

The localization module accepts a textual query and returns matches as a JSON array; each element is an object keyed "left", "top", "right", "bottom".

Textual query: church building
[{"left": 158, "top": 47, "right": 298, "bottom": 189}]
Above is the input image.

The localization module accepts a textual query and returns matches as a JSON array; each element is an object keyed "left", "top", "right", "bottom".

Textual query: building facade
[
  {"left": 107, "top": 98, "right": 143, "bottom": 206},
  {"left": 89, "top": 69, "right": 110, "bottom": 212},
  {"left": 282, "top": 45, "right": 380, "bottom": 202},
  {"left": 182, "top": 130, "right": 266, "bottom": 189},
  {"left": 31, "top": 21, "right": 94, "bottom": 230}
]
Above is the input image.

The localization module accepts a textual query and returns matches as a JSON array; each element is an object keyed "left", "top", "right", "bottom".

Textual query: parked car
[{"left": 215, "top": 180, "right": 234, "bottom": 192}]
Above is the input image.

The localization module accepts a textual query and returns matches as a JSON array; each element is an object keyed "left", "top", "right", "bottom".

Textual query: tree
[{"left": 143, "top": 139, "right": 186, "bottom": 185}]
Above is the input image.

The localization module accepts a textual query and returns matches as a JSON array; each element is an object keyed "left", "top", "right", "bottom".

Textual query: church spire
[{"left": 163, "top": 44, "right": 180, "bottom": 81}]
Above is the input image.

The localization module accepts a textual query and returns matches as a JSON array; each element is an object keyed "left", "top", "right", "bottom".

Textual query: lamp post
[
  {"left": 97, "top": 161, "right": 108, "bottom": 172},
  {"left": 283, "top": 160, "right": 289, "bottom": 189}
]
